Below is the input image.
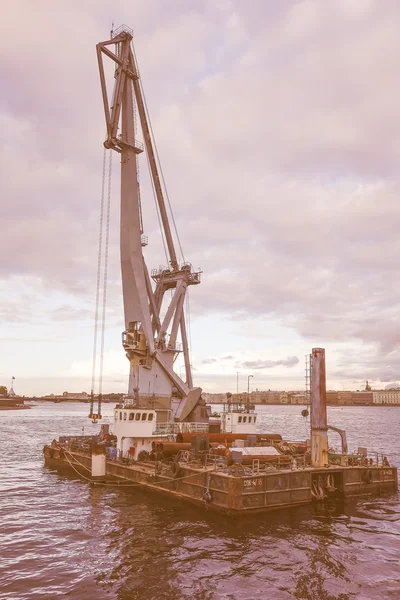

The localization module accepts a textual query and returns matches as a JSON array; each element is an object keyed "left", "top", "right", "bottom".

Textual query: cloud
[
  {"left": 202, "top": 355, "right": 235, "bottom": 364},
  {"left": 2, "top": 1, "right": 400, "bottom": 392},
  {"left": 330, "top": 344, "right": 400, "bottom": 388},
  {"left": 0, "top": 338, "right": 62, "bottom": 343},
  {"left": 51, "top": 306, "right": 93, "bottom": 322},
  {"left": 239, "top": 356, "right": 300, "bottom": 370}
]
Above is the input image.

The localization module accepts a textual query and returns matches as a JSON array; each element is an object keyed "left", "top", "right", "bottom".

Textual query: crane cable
[
  {"left": 98, "top": 150, "right": 113, "bottom": 415},
  {"left": 185, "top": 290, "right": 193, "bottom": 375},
  {"left": 90, "top": 148, "right": 112, "bottom": 420},
  {"left": 132, "top": 42, "right": 191, "bottom": 373},
  {"left": 90, "top": 147, "right": 107, "bottom": 417},
  {"left": 132, "top": 86, "right": 145, "bottom": 235},
  {"left": 132, "top": 47, "right": 168, "bottom": 265},
  {"left": 144, "top": 142, "right": 169, "bottom": 266},
  {"left": 132, "top": 43, "right": 185, "bottom": 265}
]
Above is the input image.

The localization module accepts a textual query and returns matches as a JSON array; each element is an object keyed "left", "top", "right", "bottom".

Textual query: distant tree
[{"left": 0, "top": 386, "right": 8, "bottom": 396}]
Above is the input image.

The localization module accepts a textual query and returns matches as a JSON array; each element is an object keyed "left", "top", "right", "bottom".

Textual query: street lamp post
[
  {"left": 236, "top": 372, "right": 239, "bottom": 395},
  {"left": 247, "top": 375, "right": 253, "bottom": 409}
]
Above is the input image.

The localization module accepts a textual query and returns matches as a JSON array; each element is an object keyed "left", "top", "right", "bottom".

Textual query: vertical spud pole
[{"left": 311, "top": 348, "right": 329, "bottom": 467}]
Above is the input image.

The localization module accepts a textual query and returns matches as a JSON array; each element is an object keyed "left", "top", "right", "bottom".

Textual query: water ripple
[{"left": 0, "top": 403, "right": 399, "bottom": 600}]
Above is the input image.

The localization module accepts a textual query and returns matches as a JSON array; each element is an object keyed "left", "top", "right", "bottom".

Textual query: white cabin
[
  {"left": 221, "top": 411, "right": 257, "bottom": 434},
  {"left": 113, "top": 407, "right": 163, "bottom": 459}
]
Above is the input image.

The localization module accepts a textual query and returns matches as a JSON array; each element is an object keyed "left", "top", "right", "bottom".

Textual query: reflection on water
[{"left": 0, "top": 403, "right": 399, "bottom": 600}]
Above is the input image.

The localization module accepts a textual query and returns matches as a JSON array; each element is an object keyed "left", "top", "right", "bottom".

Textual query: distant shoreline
[
  {"left": 3, "top": 399, "right": 400, "bottom": 408},
  {"left": 0, "top": 405, "right": 33, "bottom": 411},
  {"left": 206, "top": 401, "right": 400, "bottom": 407}
]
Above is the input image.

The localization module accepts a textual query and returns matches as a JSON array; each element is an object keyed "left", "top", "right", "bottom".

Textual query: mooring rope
[
  {"left": 61, "top": 449, "right": 209, "bottom": 489},
  {"left": 63, "top": 451, "right": 94, "bottom": 482}
]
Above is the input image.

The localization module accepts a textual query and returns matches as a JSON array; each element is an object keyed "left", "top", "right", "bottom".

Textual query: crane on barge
[
  {"left": 89, "top": 25, "right": 205, "bottom": 424},
  {"left": 44, "top": 27, "right": 398, "bottom": 508}
]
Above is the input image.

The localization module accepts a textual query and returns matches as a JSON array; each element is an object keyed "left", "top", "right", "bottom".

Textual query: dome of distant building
[{"left": 385, "top": 382, "right": 400, "bottom": 390}]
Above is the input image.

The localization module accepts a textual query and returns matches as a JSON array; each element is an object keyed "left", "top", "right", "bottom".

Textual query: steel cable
[
  {"left": 98, "top": 150, "right": 113, "bottom": 414},
  {"left": 132, "top": 43, "right": 185, "bottom": 265},
  {"left": 90, "top": 147, "right": 107, "bottom": 415}
]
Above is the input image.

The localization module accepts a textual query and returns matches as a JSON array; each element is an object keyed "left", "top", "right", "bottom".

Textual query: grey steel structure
[{"left": 96, "top": 26, "right": 204, "bottom": 422}]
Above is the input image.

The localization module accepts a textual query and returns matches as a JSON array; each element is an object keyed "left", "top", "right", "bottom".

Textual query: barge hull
[{"left": 43, "top": 446, "right": 398, "bottom": 515}]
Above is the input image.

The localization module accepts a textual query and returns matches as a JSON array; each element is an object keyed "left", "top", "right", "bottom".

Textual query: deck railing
[
  {"left": 328, "top": 451, "right": 391, "bottom": 468},
  {"left": 153, "top": 422, "right": 209, "bottom": 436}
]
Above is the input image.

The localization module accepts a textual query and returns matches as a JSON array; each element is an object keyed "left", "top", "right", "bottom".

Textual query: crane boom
[
  {"left": 96, "top": 25, "right": 205, "bottom": 422},
  {"left": 130, "top": 48, "right": 178, "bottom": 270}
]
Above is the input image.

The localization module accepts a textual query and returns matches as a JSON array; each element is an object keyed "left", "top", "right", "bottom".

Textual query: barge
[
  {"left": 44, "top": 27, "right": 397, "bottom": 514},
  {"left": 44, "top": 347, "right": 398, "bottom": 515},
  {"left": 44, "top": 450, "right": 397, "bottom": 515}
]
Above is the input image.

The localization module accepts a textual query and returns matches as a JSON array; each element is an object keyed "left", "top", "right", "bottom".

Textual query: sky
[{"left": 1, "top": 0, "right": 400, "bottom": 396}]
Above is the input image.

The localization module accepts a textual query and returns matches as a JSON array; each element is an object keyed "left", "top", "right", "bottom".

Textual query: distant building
[
  {"left": 262, "top": 393, "right": 279, "bottom": 404},
  {"left": 62, "top": 392, "right": 89, "bottom": 400},
  {"left": 201, "top": 388, "right": 380, "bottom": 407},
  {"left": 334, "top": 391, "right": 373, "bottom": 405},
  {"left": 261, "top": 392, "right": 281, "bottom": 404},
  {"left": 279, "top": 392, "right": 289, "bottom": 404},
  {"left": 289, "top": 393, "right": 305, "bottom": 404},
  {"left": 326, "top": 391, "right": 338, "bottom": 405},
  {"left": 201, "top": 393, "right": 227, "bottom": 404},
  {"left": 351, "top": 391, "right": 373, "bottom": 405},
  {"left": 373, "top": 390, "right": 400, "bottom": 405},
  {"left": 337, "top": 391, "right": 352, "bottom": 405}
]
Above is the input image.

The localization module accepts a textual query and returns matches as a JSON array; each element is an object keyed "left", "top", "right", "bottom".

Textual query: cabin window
[
  {"left": 254, "top": 417, "right": 257, "bottom": 423},
  {"left": 238, "top": 416, "right": 242, "bottom": 423},
  {"left": 141, "top": 413, "right": 147, "bottom": 421},
  {"left": 243, "top": 416, "right": 247, "bottom": 423},
  {"left": 135, "top": 413, "right": 141, "bottom": 421},
  {"left": 129, "top": 413, "right": 134, "bottom": 421},
  {"left": 148, "top": 413, "right": 154, "bottom": 421},
  {"left": 124, "top": 412, "right": 127, "bottom": 420},
  {"left": 119, "top": 412, "right": 122, "bottom": 421}
]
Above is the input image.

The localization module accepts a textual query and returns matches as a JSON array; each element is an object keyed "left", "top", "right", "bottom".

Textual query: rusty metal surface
[
  {"left": 311, "top": 348, "right": 327, "bottom": 430},
  {"left": 92, "top": 443, "right": 107, "bottom": 456},
  {"left": 180, "top": 432, "right": 282, "bottom": 444},
  {"left": 159, "top": 442, "right": 191, "bottom": 456},
  {"left": 44, "top": 444, "right": 398, "bottom": 514}
]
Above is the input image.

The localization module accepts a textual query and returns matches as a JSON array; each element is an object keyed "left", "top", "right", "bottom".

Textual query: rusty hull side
[
  {"left": 342, "top": 466, "right": 398, "bottom": 496},
  {"left": 43, "top": 447, "right": 398, "bottom": 515}
]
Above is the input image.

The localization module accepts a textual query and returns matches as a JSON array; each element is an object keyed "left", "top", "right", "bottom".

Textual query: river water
[{"left": 0, "top": 402, "right": 399, "bottom": 600}]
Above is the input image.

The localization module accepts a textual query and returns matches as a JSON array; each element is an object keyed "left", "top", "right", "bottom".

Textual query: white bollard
[{"left": 91, "top": 444, "right": 106, "bottom": 479}]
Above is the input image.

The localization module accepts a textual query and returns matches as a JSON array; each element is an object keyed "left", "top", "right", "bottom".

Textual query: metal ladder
[{"left": 305, "top": 354, "right": 311, "bottom": 407}]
